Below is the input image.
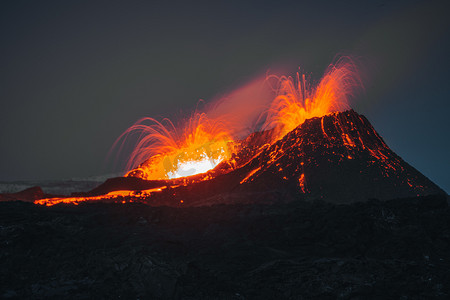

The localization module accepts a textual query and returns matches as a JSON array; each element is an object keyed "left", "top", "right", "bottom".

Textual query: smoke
[{"left": 205, "top": 76, "right": 274, "bottom": 138}]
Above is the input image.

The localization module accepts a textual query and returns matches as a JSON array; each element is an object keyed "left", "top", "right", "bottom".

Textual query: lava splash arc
[
  {"left": 263, "top": 57, "right": 362, "bottom": 140},
  {"left": 114, "top": 112, "right": 234, "bottom": 181}
]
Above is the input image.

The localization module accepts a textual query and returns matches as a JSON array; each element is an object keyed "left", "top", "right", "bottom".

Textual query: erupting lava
[
  {"left": 34, "top": 57, "right": 382, "bottom": 206},
  {"left": 115, "top": 112, "right": 234, "bottom": 180},
  {"left": 263, "top": 57, "right": 361, "bottom": 140},
  {"left": 119, "top": 57, "right": 361, "bottom": 182}
]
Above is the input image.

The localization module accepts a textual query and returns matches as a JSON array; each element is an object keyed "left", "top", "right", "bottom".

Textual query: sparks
[
  {"left": 263, "top": 57, "right": 361, "bottom": 140},
  {"left": 114, "top": 57, "right": 361, "bottom": 183},
  {"left": 114, "top": 112, "right": 234, "bottom": 180}
]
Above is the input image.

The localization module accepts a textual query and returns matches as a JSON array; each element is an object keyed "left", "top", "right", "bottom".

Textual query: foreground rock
[{"left": 1, "top": 194, "right": 449, "bottom": 299}]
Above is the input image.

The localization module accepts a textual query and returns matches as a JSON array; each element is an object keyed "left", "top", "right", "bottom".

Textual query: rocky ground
[{"left": 1, "top": 194, "right": 449, "bottom": 299}]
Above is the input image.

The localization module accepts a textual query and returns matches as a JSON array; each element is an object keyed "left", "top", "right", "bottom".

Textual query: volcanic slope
[{"left": 233, "top": 109, "right": 445, "bottom": 203}]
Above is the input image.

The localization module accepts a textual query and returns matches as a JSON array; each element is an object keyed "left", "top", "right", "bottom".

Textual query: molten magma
[
  {"left": 117, "top": 112, "right": 233, "bottom": 180},
  {"left": 114, "top": 58, "right": 361, "bottom": 181},
  {"left": 34, "top": 187, "right": 165, "bottom": 206},
  {"left": 263, "top": 58, "right": 361, "bottom": 140}
]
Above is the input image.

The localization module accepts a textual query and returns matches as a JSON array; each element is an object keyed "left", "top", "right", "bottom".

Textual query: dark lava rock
[
  {"left": 1, "top": 194, "right": 449, "bottom": 299},
  {"left": 0, "top": 187, "right": 45, "bottom": 202}
]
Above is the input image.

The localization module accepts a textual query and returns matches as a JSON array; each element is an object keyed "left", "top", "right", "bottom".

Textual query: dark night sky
[{"left": 1, "top": 0, "right": 449, "bottom": 192}]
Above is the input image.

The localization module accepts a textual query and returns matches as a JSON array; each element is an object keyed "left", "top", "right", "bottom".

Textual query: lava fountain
[
  {"left": 114, "top": 112, "right": 234, "bottom": 180},
  {"left": 117, "top": 57, "right": 361, "bottom": 181},
  {"left": 263, "top": 57, "right": 362, "bottom": 140}
]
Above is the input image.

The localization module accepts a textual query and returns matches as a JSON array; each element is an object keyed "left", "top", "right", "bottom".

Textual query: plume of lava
[
  {"left": 114, "top": 57, "right": 361, "bottom": 182},
  {"left": 262, "top": 57, "right": 362, "bottom": 140},
  {"left": 114, "top": 112, "right": 234, "bottom": 180},
  {"left": 34, "top": 57, "right": 371, "bottom": 206}
]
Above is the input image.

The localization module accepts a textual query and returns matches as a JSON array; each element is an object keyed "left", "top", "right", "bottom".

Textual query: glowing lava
[
  {"left": 33, "top": 57, "right": 365, "bottom": 206},
  {"left": 115, "top": 58, "right": 361, "bottom": 182},
  {"left": 34, "top": 187, "right": 165, "bottom": 206},
  {"left": 263, "top": 57, "right": 361, "bottom": 140},
  {"left": 115, "top": 112, "right": 234, "bottom": 180}
]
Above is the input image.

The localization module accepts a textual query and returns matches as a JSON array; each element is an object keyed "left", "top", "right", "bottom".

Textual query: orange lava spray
[
  {"left": 263, "top": 57, "right": 362, "bottom": 140},
  {"left": 114, "top": 112, "right": 234, "bottom": 180}
]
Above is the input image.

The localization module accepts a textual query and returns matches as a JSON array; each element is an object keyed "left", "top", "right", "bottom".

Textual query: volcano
[
  {"left": 233, "top": 109, "right": 444, "bottom": 203},
  {"left": 29, "top": 109, "right": 445, "bottom": 206}
]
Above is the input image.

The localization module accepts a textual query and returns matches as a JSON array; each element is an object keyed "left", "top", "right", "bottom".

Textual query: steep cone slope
[{"left": 236, "top": 109, "right": 444, "bottom": 203}]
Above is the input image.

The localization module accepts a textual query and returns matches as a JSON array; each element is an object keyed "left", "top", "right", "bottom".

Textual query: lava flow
[{"left": 34, "top": 187, "right": 166, "bottom": 206}]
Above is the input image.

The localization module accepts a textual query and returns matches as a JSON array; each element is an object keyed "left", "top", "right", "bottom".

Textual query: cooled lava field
[{"left": 1, "top": 194, "right": 449, "bottom": 299}]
